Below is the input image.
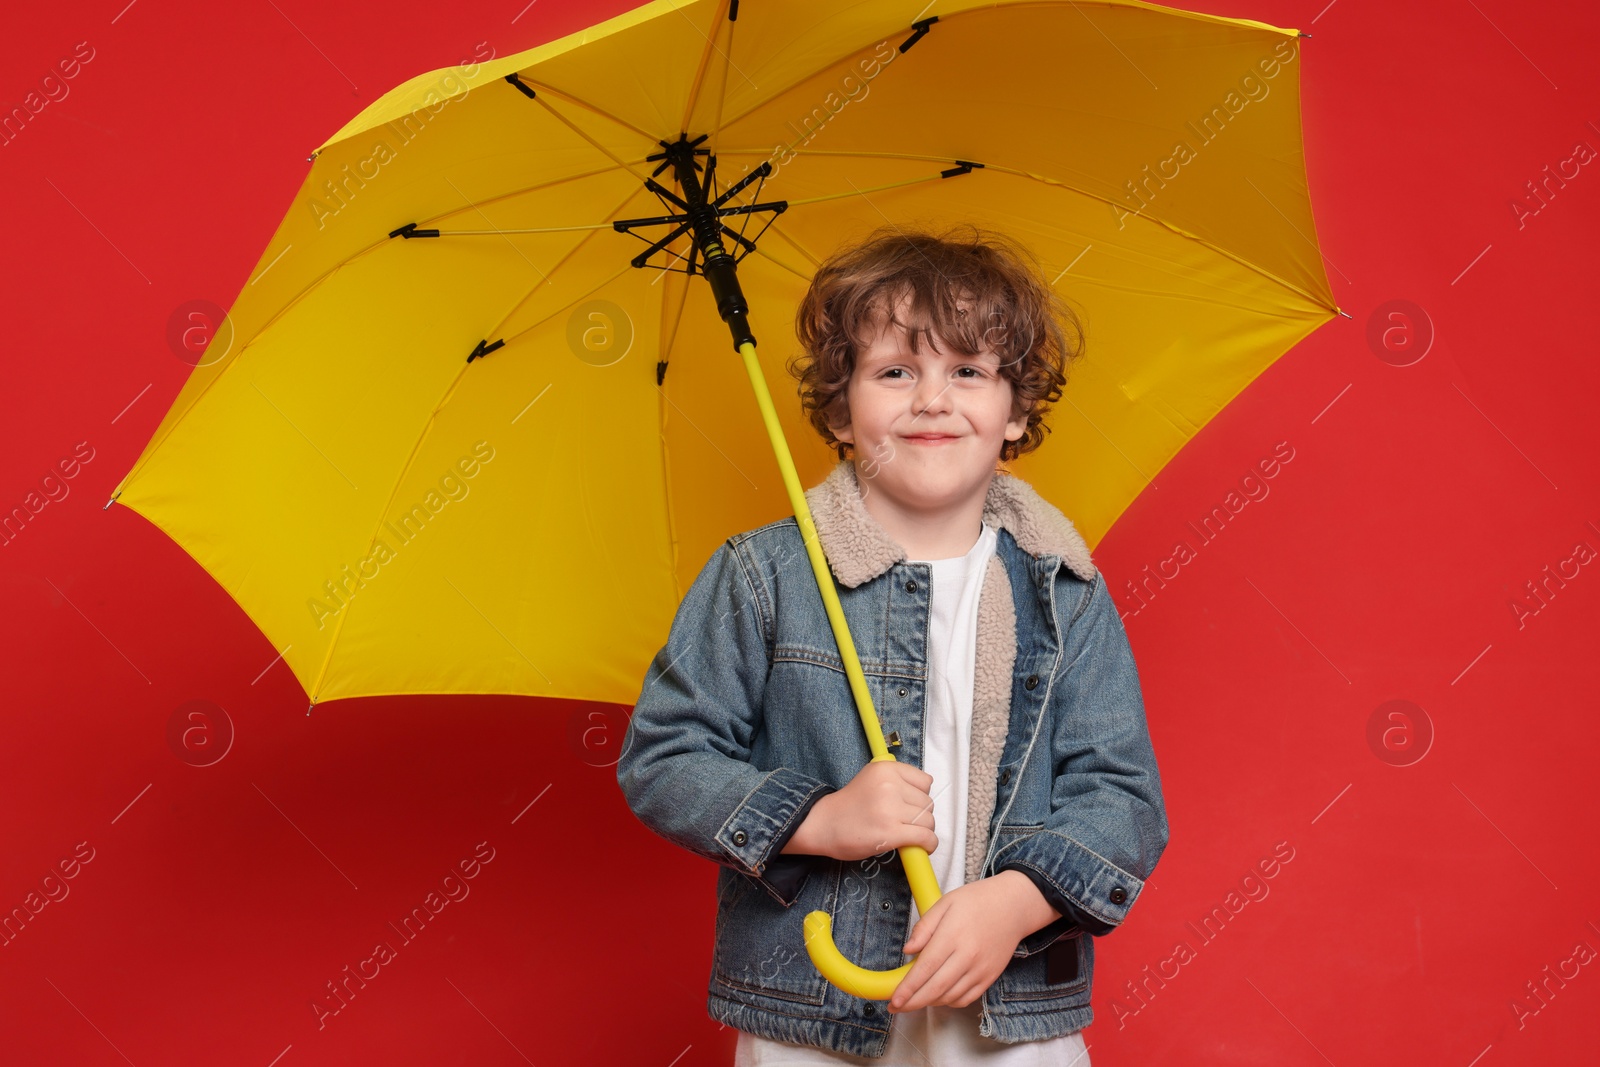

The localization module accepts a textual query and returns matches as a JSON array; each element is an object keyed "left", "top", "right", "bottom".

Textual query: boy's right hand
[{"left": 782, "top": 760, "right": 938, "bottom": 862}]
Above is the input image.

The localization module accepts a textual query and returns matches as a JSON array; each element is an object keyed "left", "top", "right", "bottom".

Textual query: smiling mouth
[{"left": 904, "top": 433, "right": 959, "bottom": 442}]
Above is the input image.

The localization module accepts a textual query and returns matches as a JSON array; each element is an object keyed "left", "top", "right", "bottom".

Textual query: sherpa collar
[
  {"left": 802, "top": 456, "right": 1097, "bottom": 886},
  {"left": 802, "top": 458, "right": 1097, "bottom": 587}
]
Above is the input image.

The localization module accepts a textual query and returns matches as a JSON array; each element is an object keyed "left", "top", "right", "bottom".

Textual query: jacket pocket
[
  {"left": 712, "top": 858, "right": 844, "bottom": 1005},
  {"left": 996, "top": 927, "right": 1091, "bottom": 1003}
]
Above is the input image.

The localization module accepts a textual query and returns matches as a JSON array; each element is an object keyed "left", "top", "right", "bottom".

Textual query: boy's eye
[{"left": 881, "top": 366, "right": 985, "bottom": 379}]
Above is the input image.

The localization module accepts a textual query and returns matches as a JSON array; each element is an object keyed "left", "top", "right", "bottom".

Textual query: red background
[{"left": 3, "top": 1, "right": 1597, "bottom": 1063}]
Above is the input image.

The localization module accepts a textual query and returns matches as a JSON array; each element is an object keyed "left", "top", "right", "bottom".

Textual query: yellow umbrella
[{"left": 111, "top": 0, "right": 1338, "bottom": 998}]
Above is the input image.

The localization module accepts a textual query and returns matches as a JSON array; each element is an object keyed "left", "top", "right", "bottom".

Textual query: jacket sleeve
[
  {"left": 616, "top": 538, "right": 836, "bottom": 906},
  {"left": 994, "top": 571, "right": 1170, "bottom": 939}
]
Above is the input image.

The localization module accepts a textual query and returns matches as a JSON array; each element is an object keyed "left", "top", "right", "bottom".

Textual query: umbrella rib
[
  {"left": 749, "top": 243, "right": 813, "bottom": 283},
  {"left": 279, "top": 161, "right": 642, "bottom": 358},
  {"left": 713, "top": 146, "right": 1337, "bottom": 311},
  {"left": 1005, "top": 163, "right": 1335, "bottom": 309},
  {"left": 763, "top": 221, "right": 822, "bottom": 270},
  {"left": 304, "top": 368, "right": 473, "bottom": 703},
  {"left": 651, "top": 235, "right": 697, "bottom": 602},
  {"left": 304, "top": 180, "right": 656, "bottom": 702},
  {"left": 506, "top": 74, "right": 661, "bottom": 151},
  {"left": 112, "top": 236, "right": 407, "bottom": 498},
  {"left": 463, "top": 174, "right": 669, "bottom": 362},
  {"left": 784, "top": 173, "right": 945, "bottom": 207},
  {"left": 712, "top": 3, "right": 1297, "bottom": 134},
  {"left": 704, "top": 3, "right": 737, "bottom": 152},
  {"left": 183, "top": 163, "right": 639, "bottom": 389},
  {"left": 714, "top": 34, "right": 895, "bottom": 134},
  {"left": 658, "top": 238, "right": 698, "bottom": 368},
  {"left": 678, "top": 0, "right": 736, "bottom": 139},
  {"left": 113, "top": 157, "right": 659, "bottom": 500},
  {"left": 145, "top": 83, "right": 675, "bottom": 508},
  {"left": 496, "top": 259, "right": 637, "bottom": 354},
  {"left": 524, "top": 90, "right": 658, "bottom": 186},
  {"left": 390, "top": 157, "right": 652, "bottom": 236},
  {"left": 1074, "top": 271, "right": 1322, "bottom": 319}
]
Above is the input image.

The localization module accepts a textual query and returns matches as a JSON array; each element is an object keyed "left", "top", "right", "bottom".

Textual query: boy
[{"left": 617, "top": 225, "right": 1169, "bottom": 1063}]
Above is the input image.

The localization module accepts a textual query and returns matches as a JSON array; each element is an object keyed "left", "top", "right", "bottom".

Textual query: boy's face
[{"left": 827, "top": 296, "right": 1029, "bottom": 515}]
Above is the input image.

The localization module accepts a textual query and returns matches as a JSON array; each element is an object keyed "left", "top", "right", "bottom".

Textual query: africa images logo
[{"left": 307, "top": 441, "right": 495, "bottom": 630}]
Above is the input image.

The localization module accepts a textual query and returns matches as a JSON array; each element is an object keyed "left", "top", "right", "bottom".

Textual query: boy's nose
[{"left": 912, "top": 380, "right": 955, "bottom": 417}]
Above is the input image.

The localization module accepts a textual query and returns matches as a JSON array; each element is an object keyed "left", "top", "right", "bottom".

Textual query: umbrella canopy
[{"left": 112, "top": 0, "right": 1337, "bottom": 709}]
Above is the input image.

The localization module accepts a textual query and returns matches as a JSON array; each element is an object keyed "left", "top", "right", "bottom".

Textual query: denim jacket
[{"left": 617, "top": 459, "right": 1169, "bottom": 1056}]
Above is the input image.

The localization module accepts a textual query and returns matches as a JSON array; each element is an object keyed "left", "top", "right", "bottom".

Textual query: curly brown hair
[{"left": 787, "top": 222, "right": 1084, "bottom": 463}]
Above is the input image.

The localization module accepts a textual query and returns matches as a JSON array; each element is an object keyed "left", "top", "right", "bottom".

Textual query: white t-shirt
[{"left": 736, "top": 521, "right": 1090, "bottom": 1066}]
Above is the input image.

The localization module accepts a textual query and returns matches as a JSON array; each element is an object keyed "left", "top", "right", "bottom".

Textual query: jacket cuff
[
  {"left": 993, "top": 829, "right": 1145, "bottom": 937},
  {"left": 754, "top": 786, "right": 836, "bottom": 904},
  {"left": 1001, "top": 868, "right": 1092, "bottom": 951},
  {"left": 716, "top": 768, "right": 835, "bottom": 905}
]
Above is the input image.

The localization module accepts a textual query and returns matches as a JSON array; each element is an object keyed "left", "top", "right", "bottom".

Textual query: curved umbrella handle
[
  {"left": 802, "top": 763, "right": 945, "bottom": 999},
  {"left": 735, "top": 340, "right": 944, "bottom": 1000}
]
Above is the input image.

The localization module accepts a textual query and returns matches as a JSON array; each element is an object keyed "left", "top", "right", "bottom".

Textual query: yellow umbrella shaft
[{"left": 736, "top": 339, "right": 942, "bottom": 1001}]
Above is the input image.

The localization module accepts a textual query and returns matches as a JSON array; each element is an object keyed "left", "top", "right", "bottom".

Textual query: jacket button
[
  {"left": 732, "top": 830, "right": 748, "bottom": 846},
  {"left": 880, "top": 899, "right": 891, "bottom": 911},
  {"left": 1025, "top": 675, "right": 1039, "bottom": 690},
  {"left": 905, "top": 580, "right": 917, "bottom": 593},
  {"left": 999, "top": 769, "right": 1011, "bottom": 786},
  {"left": 898, "top": 687, "right": 908, "bottom": 697},
  {"left": 1110, "top": 887, "right": 1127, "bottom": 904},
  {"left": 863, "top": 1003, "right": 877, "bottom": 1016}
]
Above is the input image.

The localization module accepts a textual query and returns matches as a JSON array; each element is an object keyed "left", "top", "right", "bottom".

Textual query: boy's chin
[{"left": 872, "top": 460, "right": 998, "bottom": 496}]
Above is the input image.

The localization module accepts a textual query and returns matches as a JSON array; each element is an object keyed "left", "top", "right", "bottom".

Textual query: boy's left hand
[{"left": 888, "top": 871, "right": 1059, "bottom": 1013}]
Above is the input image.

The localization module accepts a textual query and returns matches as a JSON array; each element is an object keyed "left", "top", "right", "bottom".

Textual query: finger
[
  {"left": 891, "top": 923, "right": 947, "bottom": 1011},
  {"left": 948, "top": 983, "right": 979, "bottom": 1008},
  {"left": 898, "top": 764, "right": 935, "bottom": 791},
  {"left": 904, "top": 793, "right": 936, "bottom": 830},
  {"left": 895, "top": 922, "right": 958, "bottom": 1010},
  {"left": 904, "top": 906, "right": 945, "bottom": 954},
  {"left": 900, "top": 782, "right": 933, "bottom": 813},
  {"left": 898, "top": 819, "right": 935, "bottom": 853},
  {"left": 943, "top": 968, "right": 990, "bottom": 1008},
  {"left": 902, "top": 809, "right": 934, "bottom": 844},
  {"left": 893, "top": 947, "right": 962, "bottom": 1013},
  {"left": 887, "top": 956, "right": 929, "bottom": 1013}
]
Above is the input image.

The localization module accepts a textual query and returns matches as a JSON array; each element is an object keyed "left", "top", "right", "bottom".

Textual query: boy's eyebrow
[{"left": 864, "top": 343, "right": 998, "bottom": 365}]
